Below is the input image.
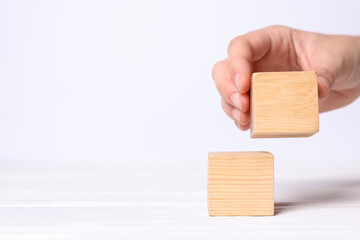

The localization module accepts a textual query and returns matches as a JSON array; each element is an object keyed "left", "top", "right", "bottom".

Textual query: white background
[
  {"left": 1, "top": 1, "right": 360, "bottom": 239},
  {"left": 1, "top": 0, "right": 360, "bottom": 166}
]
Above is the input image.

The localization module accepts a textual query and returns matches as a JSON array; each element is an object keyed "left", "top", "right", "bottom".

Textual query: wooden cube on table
[
  {"left": 208, "top": 152, "right": 274, "bottom": 216},
  {"left": 250, "top": 71, "right": 319, "bottom": 138}
]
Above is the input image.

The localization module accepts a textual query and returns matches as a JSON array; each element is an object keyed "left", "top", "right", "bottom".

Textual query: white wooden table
[{"left": 1, "top": 160, "right": 360, "bottom": 240}]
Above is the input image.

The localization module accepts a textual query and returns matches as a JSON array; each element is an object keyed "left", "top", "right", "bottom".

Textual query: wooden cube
[
  {"left": 208, "top": 152, "right": 274, "bottom": 216},
  {"left": 250, "top": 71, "right": 319, "bottom": 138}
]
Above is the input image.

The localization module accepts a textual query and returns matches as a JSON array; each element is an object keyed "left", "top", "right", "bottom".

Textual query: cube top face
[
  {"left": 250, "top": 71, "right": 319, "bottom": 138},
  {"left": 208, "top": 151, "right": 273, "bottom": 159},
  {"left": 208, "top": 151, "right": 274, "bottom": 216}
]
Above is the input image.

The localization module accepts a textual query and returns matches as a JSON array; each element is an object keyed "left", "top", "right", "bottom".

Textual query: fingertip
[
  {"left": 233, "top": 110, "right": 250, "bottom": 126},
  {"left": 240, "top": 92, "right": 250, "bottom": 112},
  {"left": 222, "top": 99, "right": 250, "bottom": 126},
  {"left": 235, "top": 121, "right": 250, "bottom": 131},
  {"left": 317, "top": 75, "right": 331, "bottom": 99},
  {"left": 239, "top": 111, "right": 250, "bottom": 125},
  {"left": 228, "top": 58, "right": 252, "bottom": 94},
  {"left": 239, "top": 71, "right": 251, "bottom": 94},
  {"left": 234, "top": 73, "right": 241, "bottom": 91}
]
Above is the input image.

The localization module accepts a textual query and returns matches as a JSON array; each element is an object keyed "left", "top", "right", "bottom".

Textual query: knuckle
[
  {"left": 265, "top": 25, "right": 291, "bottom": 34},
  {"left": 228, "top": 37, "right": 252, "bottom": 60},
  {"left": 211, "top": 61, "right": 220, "bottom": 79},
  {"left": 227, "top": 58, "right": 240, "bottom": 70},
  {"left": 228, "top": 36, "right": 246, "bottom": 53},
  {"left": 212, "top": 60, "right": 226, "bottom": 80}
]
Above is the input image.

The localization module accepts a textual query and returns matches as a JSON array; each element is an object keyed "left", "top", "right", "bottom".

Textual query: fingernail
[
  {"left": 318, "top": 76, "right": 331, "bottom": 91},
  {"left": 230, "top": 92, "right": 243, "bottom": 111},
  {"left": 232, "top": 108, "right": 241, "bottom": 122},
  {"left": 234, "top": 73, "right": 241, "bottom": 90},
  {"left": 234, "top": 121, "right": 241, "bottom": 129}
]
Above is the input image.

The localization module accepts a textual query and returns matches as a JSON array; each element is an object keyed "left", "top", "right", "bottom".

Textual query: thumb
[{"left": 315, "top": 70, "right": 335, "bottom": 99}]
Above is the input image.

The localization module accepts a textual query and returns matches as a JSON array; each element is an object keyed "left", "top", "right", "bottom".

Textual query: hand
[{"left": 212, "top": 25, "right": 360, "bottom": 131}]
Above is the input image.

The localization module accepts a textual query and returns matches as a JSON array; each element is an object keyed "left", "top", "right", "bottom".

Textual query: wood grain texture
[
  {"left": 250, "top": 71, "right": 319, "bottom": 138},
  {"left": 2, "top": 162, "right": 360, "bottom": 239},
  {"left": 208, "top": 152, "right": 274, "bottom": 216}
]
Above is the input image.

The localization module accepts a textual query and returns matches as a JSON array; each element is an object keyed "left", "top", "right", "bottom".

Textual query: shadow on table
[{"left": 275, "top": 178, "right": 360, "bottom": 215}]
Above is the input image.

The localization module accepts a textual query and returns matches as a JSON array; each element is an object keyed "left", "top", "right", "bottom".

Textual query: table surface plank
[{"left": 0, "top": 161, "right": 360, "bottom": 240}]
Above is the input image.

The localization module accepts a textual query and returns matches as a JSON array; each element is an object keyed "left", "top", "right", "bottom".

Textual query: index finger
[{"left": 227, "top": 28, "right": 271, "bottom": 93}]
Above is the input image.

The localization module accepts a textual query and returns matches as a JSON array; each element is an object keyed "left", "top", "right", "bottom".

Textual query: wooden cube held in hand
[
  {"left": 250, "top": 71, "right": 319, "bottom": 138},
  {"left": 208, "top": 152, "right": 274, "bottom": 216}
]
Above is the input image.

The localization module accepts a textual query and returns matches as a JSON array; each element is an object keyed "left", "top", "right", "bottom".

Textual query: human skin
[{"left": 212, "top": 25, "right": 360, "bottom": 131}]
